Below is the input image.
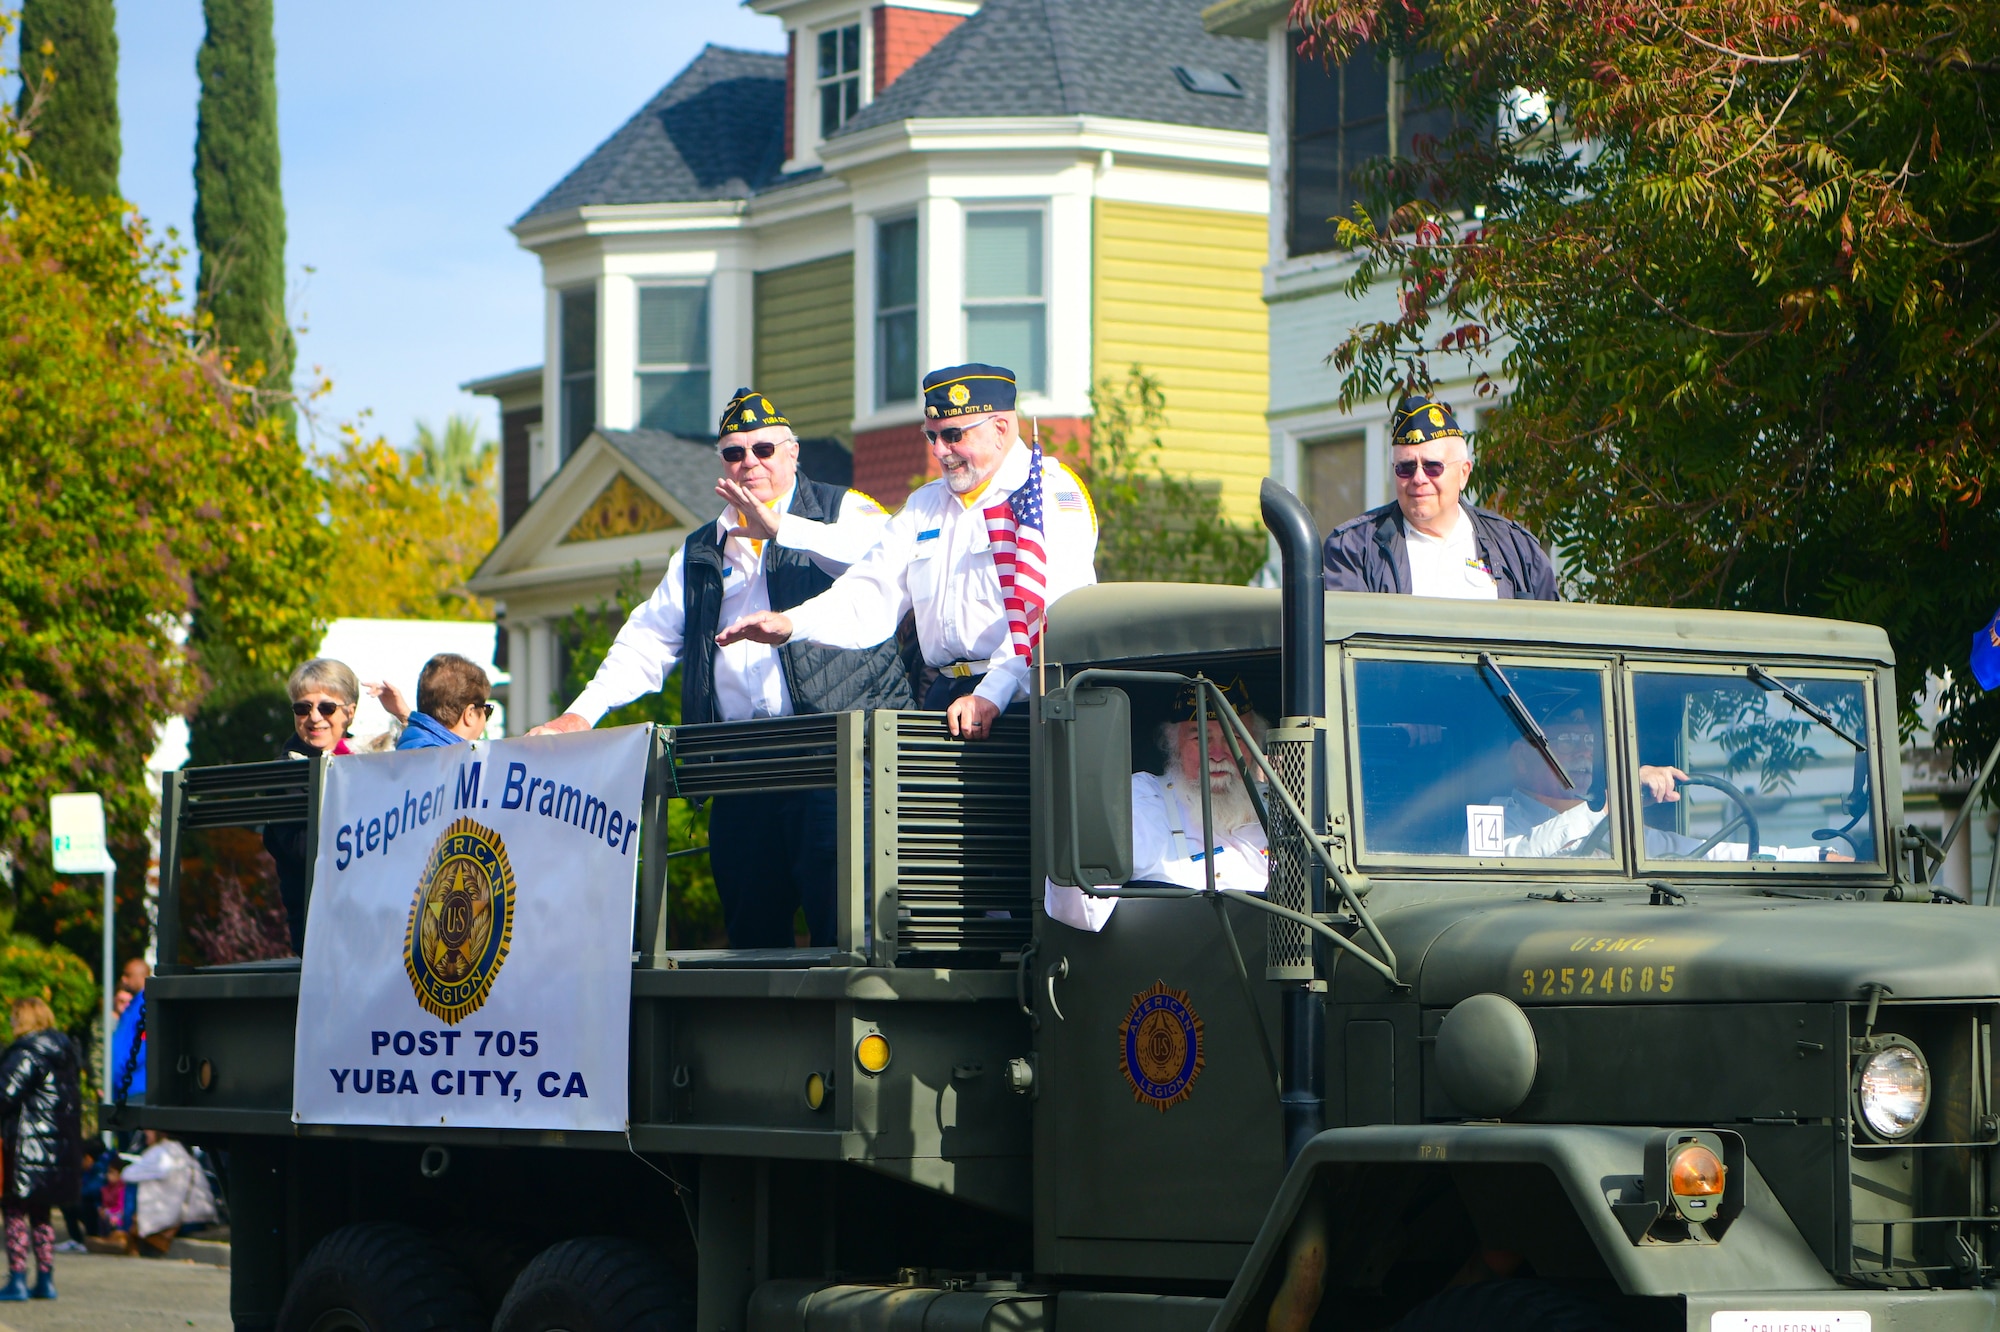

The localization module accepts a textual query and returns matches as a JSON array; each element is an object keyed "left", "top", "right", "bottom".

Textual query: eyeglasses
[
  {"left": 924, "top": 416, "right": 993, "bottom": 446},
  {"left": 292, "top": 700, "right": 345, "bottom": 719},
  {"left": 1393, "top": 458, "right": 1452, "bottom": 480},
  {"left": 719, "top": 441, "right": 779, "bottom": 464},
  {"left": 474, "top": 702, "right": 496, "bottom": 717}
]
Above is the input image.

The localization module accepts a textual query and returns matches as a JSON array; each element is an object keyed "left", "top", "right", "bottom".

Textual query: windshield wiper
[
  {"left": 1747, "top": 664, "right": 1865, "bottom": 752},
  {"left": 1478, "top": 652, "right": 1576, "bottom": 791}
]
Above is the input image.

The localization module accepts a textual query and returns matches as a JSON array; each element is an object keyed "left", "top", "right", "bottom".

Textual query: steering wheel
[
  {"left": 1661, "top": 773, "right": 1761, "bottom": 861},
  {"left": 1569, "top": 807, "right": 1615, "bottom": 858}
]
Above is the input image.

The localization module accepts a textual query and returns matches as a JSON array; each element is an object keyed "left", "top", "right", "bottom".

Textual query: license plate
[{"left": 1711, "top": 1315, "right": 1870, "bottom": 1332}]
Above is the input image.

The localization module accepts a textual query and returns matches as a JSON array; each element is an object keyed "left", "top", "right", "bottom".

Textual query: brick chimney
[{"left": 872, "top": 5, "right": 965, "bottom": 95}]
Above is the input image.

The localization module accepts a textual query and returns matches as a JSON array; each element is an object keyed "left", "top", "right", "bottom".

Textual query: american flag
[{"left": 983, "top": 439, "right": 1049, "bottom": 658}]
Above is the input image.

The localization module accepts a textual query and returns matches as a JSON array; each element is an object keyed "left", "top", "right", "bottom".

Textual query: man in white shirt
[
  {"left": 1046, "top": 680, "right": 1269, "bottom": 932},
  {"left": 528, "top": 388, "right": 910, "bottom": 947},
  {"left": 1321, "top": 394, "right": 1560, "bottom": 600},
  {"left": 1491, "top": 699, "right": 1848, "bottom": 862},
  {"left": 718, "top": 364, "right": 1098, "bottom": 742}
]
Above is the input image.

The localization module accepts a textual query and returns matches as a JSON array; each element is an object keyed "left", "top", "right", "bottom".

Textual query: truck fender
[{"left": 1210, "top": 1124, "right": 1835, "bottom": 1332}]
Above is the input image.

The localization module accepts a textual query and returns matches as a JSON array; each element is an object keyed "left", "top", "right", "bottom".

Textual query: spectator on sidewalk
[
  {"left": 0, "top": 998, "right": 81, "bottom": 1301},
  {"left": 109, "top": 979, "right": 146, "bottom": 1103},
  {"left": 395, "top": 654, "right": 494, "bottom": 750},
  {"left": 120, "top": 1131, "right": 218, "bottom": 1256}
]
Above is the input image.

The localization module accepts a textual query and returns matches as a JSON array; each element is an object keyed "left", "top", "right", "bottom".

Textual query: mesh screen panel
[{"left": 1266, "top": 735, "right": 1315, "bottom": 979}]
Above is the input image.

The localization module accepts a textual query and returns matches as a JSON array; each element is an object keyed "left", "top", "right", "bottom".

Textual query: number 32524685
[{"left": 1520, "top": 964, "right": 1676, "bottom": 999}]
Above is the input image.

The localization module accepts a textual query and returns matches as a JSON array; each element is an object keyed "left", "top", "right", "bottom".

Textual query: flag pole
[{"left": 1032, "top": 415, "right": 1045, "bottom": 704}]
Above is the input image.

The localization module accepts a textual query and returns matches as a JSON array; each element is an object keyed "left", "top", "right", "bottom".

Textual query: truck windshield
[
  {"left": 1629, "top": 669, "right": 1876, "bottom": 867},
  {"left": 1351, "top": 657, "right": 1616, "bottom": 861}
]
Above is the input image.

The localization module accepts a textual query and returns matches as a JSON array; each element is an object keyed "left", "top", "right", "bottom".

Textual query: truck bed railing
[{"left": 157, "top": 712, "right": 1032, "bottom": 977}]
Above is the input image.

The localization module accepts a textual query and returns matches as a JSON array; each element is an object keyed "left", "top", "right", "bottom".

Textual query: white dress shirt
[
  {"left": 785, "top": 443, "right": 1098, "bottom": 709},
  {"left": 1494, "top": 788, "right": 1824, "bottom": 860},
  {"left": 566, "top": 483, "right": 892, "bottom": 725},
  {"left": 1044, "top": 771, "right": 1269, "bottom": 932},
  {"left": 1405, "top": 511, "right": 1499, "bottom": 599}
]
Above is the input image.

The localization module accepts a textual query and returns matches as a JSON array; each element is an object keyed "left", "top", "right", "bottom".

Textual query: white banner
[{"left": 292, "top": 726, "right": 651, "bottom": 1132}]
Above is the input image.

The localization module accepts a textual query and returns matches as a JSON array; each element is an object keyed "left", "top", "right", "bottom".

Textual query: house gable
[
  {"left": 467, "top": 429, "right": 725, "bottom": 607},
  {"left": 562, "top": 474, "right": 679, "bottom": 544}
]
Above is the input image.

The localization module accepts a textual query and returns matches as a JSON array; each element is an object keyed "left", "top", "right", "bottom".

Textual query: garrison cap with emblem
[
  {"left": 1167, "top": 676, "right": 1256, "bottom": 723},
  {"left": 1391, "top": 393, "right": 1465, "bottom": 447},
  {"left": 718, "top": 387, "right": 791, "bottom": 436},
  {"left": 922, "top": 364, "right": 1016, "bottom": 420}
]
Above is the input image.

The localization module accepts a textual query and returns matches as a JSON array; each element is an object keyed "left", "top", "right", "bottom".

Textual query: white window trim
[
  {"left": 960, "top": 201, "right": 1052, "bottom": 395},
  {"left": 799, "top": 13, "right": 873, "bottom": 169},
  {"left": 873, "top": 212, "right": 920, "bottom": 410}
]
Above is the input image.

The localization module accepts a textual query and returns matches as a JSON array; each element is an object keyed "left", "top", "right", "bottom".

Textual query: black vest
[{"left": 679, "top": 475, "right": 913, "bottom": 724}]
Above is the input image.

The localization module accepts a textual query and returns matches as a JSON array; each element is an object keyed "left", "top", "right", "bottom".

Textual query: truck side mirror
[{"left": 1041, "top": 685, "right": 1133, "bottom": 888}]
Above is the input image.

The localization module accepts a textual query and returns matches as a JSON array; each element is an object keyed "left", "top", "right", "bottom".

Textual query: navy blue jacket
[{"left": 1322, "top": 501, "right": 1559, "bottom": 601}]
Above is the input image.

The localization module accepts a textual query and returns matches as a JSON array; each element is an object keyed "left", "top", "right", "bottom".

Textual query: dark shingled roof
[
  {"left": 597, "top": 428, "right": 729, "bottom": 525},
  {"left": 519, "top": 45, "right": 796, "bottom": 223},
  {"left": 521, "top": 3, "right": 1265, "bottom": 222},
  {"left": 836, "top": 0, "right": 1266, "bottom": 138}
]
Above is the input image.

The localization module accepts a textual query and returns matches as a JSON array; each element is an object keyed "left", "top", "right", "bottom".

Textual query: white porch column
[{"left": 513, "top": 618, "right": 560, "bottom": 729}]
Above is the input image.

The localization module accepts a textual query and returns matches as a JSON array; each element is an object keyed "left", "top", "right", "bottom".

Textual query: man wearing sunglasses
[
  {"left": 395, "top": 654, "right": 495, "bottom": 750},
  {"left": 717, "top": 363, "right": 1099, "bottom": 742},
  {"left": 1321, "top": 393, "right": 1559, "bottom": 601},
  {"left": 528, "top": 388, "right": 911, "bottom": 949}
]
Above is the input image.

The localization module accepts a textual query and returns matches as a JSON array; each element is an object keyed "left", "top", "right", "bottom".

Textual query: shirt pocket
[{"left": 908, "top": 542, "right": 939, "bottom": 603}]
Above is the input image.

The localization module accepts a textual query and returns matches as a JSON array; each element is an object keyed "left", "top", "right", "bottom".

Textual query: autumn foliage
[
  {"left": 0, "top": 171, "right": 324, "bottom": 943},
  {"left": 1296, "top": 0, "right": 2000, "bottom": 755}
]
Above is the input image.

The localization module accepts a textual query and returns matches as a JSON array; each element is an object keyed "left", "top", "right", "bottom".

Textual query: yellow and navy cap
[
  {"left": 1168, "top": 676, "right": 1255, "bottom": 723},
  {"left": 718, "top": 387, "right": 790, "bottom": 436},
  {"left": 922, "top": 363, "right": 1016, "bottom": 420},
  {"left": 1391, "top": 393, "right": 1464, "bottom": 448}
]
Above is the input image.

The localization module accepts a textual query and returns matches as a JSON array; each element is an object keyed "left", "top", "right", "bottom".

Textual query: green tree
[
  {"left": 194, "top": 0, "right": 292, "bottom": 410},
  {"left": 0, "top": 54, "right": 324, "bottom": 982},
  {"left": 1298, "top": 0, "right": 2000, "bottom": 763},
  {"left": 17, "top": 0, "right": 120, "bottom": 198},
  {"left": 1062, "top": 367, "right": 1267, "bottom": 585},
  {"left": 414, "top": 414, "right": 497, "bottom": 497},
  {"left": 318, "top": 424, "right": 497, "bottom": 621},
  {"left": 556, "top": 566, "right": 722, "bottom": 949}
]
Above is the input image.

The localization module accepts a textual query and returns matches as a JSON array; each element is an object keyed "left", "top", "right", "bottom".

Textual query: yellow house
[{"left": 468, "top": 0, "right": 1273, "bottom": 726}]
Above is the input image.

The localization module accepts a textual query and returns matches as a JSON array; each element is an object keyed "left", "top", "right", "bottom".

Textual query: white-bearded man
[{"left": 1044, "top": 680, "right": 1269, "bottom": 933}]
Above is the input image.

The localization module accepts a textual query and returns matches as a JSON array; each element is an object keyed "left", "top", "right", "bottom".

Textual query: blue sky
[{"left": 114, "top": 0, "right": 783, "bottom": 452}]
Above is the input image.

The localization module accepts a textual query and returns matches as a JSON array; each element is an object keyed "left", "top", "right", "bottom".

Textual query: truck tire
[
  {"left": 1389, "top": 1280, "right": 1621, "bottom": 1332},
  {"left": 492, "top": 1237, "right": 692, "bottom": 1332},
  {"left": 275, "top": 1222, "right": 486, "bottom": 1332}
]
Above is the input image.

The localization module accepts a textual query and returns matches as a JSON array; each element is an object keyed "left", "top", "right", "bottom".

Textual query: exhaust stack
[{"left": 1259, "top": 478, "right": 1327, "bottom": 1164}]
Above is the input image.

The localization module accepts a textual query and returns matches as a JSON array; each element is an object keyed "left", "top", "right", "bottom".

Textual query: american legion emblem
[
  {"left": 1118, "top": 981, "right": 1205, "bottom": 1111},
  {"left": 405, "top": 817, "right": 516, "bottom": 1024},
  {"left": 948, "top": 382, "right": 971, "bottom": 407}
]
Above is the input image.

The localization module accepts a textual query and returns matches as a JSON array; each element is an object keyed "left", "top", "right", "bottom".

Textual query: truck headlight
[{"left": 1855, "top": 1039, "right": 1929, "bottom": 1141}]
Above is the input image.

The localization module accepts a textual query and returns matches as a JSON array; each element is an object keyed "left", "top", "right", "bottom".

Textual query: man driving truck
[{"left": 1495, "top": 697, "right": 1850, "bottom": 861}]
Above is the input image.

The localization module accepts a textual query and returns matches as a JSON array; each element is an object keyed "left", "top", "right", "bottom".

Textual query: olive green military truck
[{"left": 126, "top": 482, "right": 2000, "bottom": 1331}]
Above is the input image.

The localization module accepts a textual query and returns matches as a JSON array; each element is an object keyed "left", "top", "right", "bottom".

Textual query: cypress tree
[
  {"left": 17, "top": 0, "right": 122, "bottom": 198},
  {"left": 193, "top": 0, "right": 293, "bottom": 411}
]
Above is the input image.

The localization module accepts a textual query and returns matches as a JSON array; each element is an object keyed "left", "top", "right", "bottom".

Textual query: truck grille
[{"left": 873, "top": 712, "right": 1031, "bottom": 959}]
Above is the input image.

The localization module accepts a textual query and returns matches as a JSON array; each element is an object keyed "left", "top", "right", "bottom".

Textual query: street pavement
[{"left": 0, "top": 1250, "right": 231, "bottom": 1331}]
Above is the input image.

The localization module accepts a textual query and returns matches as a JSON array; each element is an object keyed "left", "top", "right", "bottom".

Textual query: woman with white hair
[{"left": 262, "top": 658, "right": 362, "bottom": 951}]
